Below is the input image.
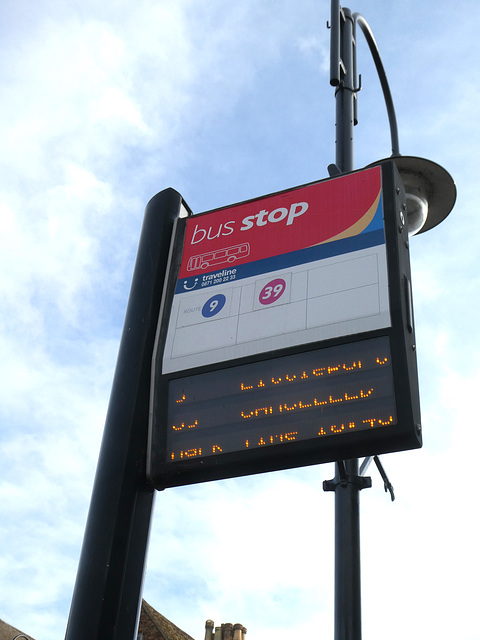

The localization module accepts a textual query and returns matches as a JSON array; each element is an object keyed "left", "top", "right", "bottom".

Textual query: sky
[{"left": 1, "top": 1, "right": 479, "bottom": 639}]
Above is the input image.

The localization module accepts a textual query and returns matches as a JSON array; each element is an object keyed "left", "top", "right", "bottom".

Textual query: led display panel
[
  {"left": 167, "top": 337, "right": 396, "bottom": 462},
  {"left": 148, "top": 162, "right": 421, "bottom": 489}
]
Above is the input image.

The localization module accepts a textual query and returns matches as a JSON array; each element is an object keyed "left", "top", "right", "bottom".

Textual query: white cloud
[{"left": 1, "top": 1, "right": 480, "bottom": 639}]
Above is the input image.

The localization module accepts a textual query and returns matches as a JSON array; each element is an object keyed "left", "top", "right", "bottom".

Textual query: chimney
[
  {"left": 233, "top": 623, "right": 247, "bottom": 640},
  {"left": 205, "top": 620, "right": 215, "bottom": 640},
  {"left": 222, "top": 622, "right": 234, "bottom": 640},
  {"left": 205, "top": 619, "right": 247, "bottom": 639}
]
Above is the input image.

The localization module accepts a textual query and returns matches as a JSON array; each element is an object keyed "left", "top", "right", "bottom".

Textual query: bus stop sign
[{"left": 148, "top": 162, "right": 421, "bottom": 489}]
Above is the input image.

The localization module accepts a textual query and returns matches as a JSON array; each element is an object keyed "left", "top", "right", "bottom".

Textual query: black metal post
[
  {"left": 324, "top": 461, "right": 371, "bottom": 640},
  {"left": 325, "top": 5, "right": 370, "bottom": 640},
  {"left": 65, "top": 188, "right": 184, "bottom": 640},
  {"left": 334, "top": 459, "right": 361, "bottom": 640},
  {"left": 332, "top": 5, "right": 356, "bottom": 172}
]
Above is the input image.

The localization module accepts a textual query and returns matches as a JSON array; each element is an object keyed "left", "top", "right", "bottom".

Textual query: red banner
[{"left": 180, "top": 167, "right": 382, "bottom": 279}]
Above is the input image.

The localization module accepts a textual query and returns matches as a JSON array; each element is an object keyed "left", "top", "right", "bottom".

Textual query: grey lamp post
[{"left": 324, "top": 3, "right": 456, "bottom": 640}]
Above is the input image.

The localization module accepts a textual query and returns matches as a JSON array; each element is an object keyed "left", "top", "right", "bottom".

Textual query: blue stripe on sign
[{"left": 175, "top": 227, "right": 385, "bottom": 294}]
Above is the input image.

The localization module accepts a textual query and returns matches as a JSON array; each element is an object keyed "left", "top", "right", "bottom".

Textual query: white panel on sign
[
  {"left": 171, "top": 316, "right": 238, "bottom": 358},
  {"left": 306, "top": 283, "right": 380, "bottom": 328},
  {"left": 236, "top": 299, "right": 307, "bottom": 343},
  {"left": 307, "top": 254, "right": 378, "bottom": 299},
  {"left": 290, "top": 271, "right": 308, "bottom": 303}
]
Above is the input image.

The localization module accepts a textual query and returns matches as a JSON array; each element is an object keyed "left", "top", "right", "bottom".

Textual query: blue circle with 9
[{"left": 202, "top": 293, "right": 226, "bottom": 318}]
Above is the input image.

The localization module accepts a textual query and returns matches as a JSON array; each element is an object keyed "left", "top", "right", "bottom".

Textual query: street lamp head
[
  {"left": 369, "top": 156, "right": 456, "bottom": 235},
  {"left": 404, "top": 189, "right": 428, "bottom": 236}
]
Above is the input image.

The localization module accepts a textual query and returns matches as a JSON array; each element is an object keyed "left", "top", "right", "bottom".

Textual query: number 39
[{"left": 259, "top": 278, "right": 286, "bottom": 305}]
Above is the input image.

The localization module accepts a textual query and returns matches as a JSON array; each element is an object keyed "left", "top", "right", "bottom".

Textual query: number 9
[{"left": 202, "top": 294, "right": 226, "bottom": 318}]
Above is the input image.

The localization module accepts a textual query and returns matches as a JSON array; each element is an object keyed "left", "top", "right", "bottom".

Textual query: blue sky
[{"left": 1, "top": 1, "right": 479, "bottom": 639}]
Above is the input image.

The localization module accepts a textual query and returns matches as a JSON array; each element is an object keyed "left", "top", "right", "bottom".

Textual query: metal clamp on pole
[{"left": 323, "top": 461, "right": 372, "bottom": 492}]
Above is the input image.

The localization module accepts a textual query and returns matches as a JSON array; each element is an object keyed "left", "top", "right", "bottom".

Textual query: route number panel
[{"left": 163, "top": 247, "right": 390, "bottom": 373}]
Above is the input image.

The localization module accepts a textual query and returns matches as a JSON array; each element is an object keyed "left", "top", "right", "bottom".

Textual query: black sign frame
[{"left": 147, "top": 162, "right": 421, "bottom": 490}]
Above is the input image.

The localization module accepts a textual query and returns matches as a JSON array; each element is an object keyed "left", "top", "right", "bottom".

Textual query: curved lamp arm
[{"left": 353, "top": 12, "right": 401, "bottom": 157}]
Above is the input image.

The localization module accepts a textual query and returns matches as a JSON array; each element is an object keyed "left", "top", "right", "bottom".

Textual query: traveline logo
[{"left": 190, "top": 201, "right": 308, "bottom": 245}]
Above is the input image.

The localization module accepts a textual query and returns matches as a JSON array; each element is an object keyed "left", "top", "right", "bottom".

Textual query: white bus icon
[{"left": 187, "top": 243, "right": 250, "bottom": 271}]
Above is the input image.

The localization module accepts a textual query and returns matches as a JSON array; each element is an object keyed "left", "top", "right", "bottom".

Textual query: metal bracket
[
  {"left": 327, "top": 163, "right": 342, "bottom": 177},
  {"left": 374, "top": 455, "right": 395, "bottom": 501},
  {"left": 323, "top": 461, "right": 372, "bottom": 492},
  {"left": 359, "top": 455, "right": 395, "bottom": 501}
]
